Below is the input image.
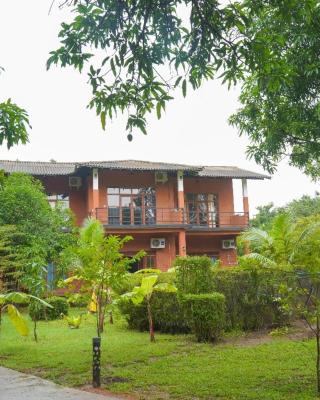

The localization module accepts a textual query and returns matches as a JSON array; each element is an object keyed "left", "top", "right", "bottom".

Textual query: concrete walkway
[{"left": 0, "top": 367, "right": 122, "bottom": 400}]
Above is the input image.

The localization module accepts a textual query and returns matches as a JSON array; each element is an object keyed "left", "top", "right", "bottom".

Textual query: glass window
[
  {"left": 107, "top": 188, "right": 119, "bottom": 194},
  {"left": 185, "top": 193, "right": 218, "bottom": 226},
  {"left": 47, "top": 193, "right": 69, "bottom": 209},
  {"left": 107, "top": 187, "right": 156, "bottom": 225}
]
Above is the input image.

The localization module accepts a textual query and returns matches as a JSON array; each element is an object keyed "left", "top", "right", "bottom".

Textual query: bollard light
[{"left": 92, "top": 337, "right": 101, "bottom": 387}]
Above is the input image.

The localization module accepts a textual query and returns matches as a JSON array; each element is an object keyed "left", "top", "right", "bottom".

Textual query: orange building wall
[
  {"left": 39, "top": 176, "right": 87, "bottom": 226},
  {"left": 184, "top": 177, "right": 234, "bottom": 212},
  {"left": 37, "top": 172, "right": 239, "bottom": 268}
]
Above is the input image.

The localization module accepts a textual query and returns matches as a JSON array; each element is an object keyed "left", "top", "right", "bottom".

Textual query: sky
[{"left": 0, "top": 0, "right": 319, "bottom": 214}]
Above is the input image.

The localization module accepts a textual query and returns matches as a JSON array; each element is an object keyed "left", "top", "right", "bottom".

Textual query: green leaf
[
  {"left": 154, "top": 283, "right": 177, "bottom": 293},
  {"left": 182, "top": 79, "right": 187, "bottom": 97},
  {"left": 4, "top": 292, "right": 29, "bottom": 304},
  {"left": 140, "top": 275, "right": 158, "bottom": 296},
  {"left": 100, "top": 111, "right": 106, "bottom": 130},
  {"left": 7, "top": 304, "right": 29, "bottom": 336},
  {"left": 156, "top": 102, "right": 161, "bottom": 120}
]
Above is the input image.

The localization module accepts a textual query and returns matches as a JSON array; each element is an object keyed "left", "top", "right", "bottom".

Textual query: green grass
[{"left": 0, "top": 309, "right": 318, "bottom": 399}]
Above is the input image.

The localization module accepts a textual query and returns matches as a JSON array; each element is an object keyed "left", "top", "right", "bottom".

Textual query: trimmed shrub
[
  {"left": 182, "top": 293, "right": 226, "bottom": 342},
  {"left": 29, "top": 296, "right": 69, "bottom": 320},
  {"left": 118, "top": 291, "right": 190, "bottom": 334},
  {"left": 212, "top": 267, "right": 293, "bottom": 331},
  {"left": 174, "top": 256, "right": 214, "bottom": 294}
]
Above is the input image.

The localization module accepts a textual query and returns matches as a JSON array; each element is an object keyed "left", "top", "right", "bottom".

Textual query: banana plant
[
  {"left": 0, "top": 292, "right": 52, "bottom": 337},
  {"left": 122, "top": 275, "right": 177, "bottom": 342},
  {"left": 62, "top": 313, "right": 84, "bottom": 329}
]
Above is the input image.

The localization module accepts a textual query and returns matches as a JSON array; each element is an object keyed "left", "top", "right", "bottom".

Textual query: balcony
[{"left": 95, "top": 207, "right": 249, "bottom": 230}]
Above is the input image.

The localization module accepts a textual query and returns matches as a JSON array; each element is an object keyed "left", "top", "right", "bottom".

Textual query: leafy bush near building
[
  {"left": 118, "top": 291, "right": 190, "bottom": 334},
  {"left": 29, "top": 296, "right": 69, "bottom": 321},
  {"left": 174, "top": 256, "right": 214, "bottom": 294},
  {"left": 118, "top": 257, "right": 292, "bottom": 335},
  {"left": 212, "top": 265, "right": 293, "bottom": 331},
  {"left": 182, "top": 293, "right": 226, "bottom": 342}
]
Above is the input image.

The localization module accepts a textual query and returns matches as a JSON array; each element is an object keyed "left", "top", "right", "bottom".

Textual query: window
[
  {"left": 186, "top": 193, "right": 218, "bottom": 226},
  {"left": 107, "top": 187, "right": 156, "bottom": 225},
  {"left": 47, "top": 193, "right": 69, "bottom": 209}
]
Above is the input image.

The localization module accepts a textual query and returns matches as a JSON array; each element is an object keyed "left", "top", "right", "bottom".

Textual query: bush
[
  {"left": 174, "top": 256, "right": 214, "bottom": 294},
  {"left": 29, "top": 296, "right": 69, "bottom": 320},
  {"left": 118, "top": 291, "right": 190, "bottom": 334},
  {"left": 115, "top": 271, "right": 174, "bottom": 295},
  {"left": 66, "top": 293, "right": 90, "bottom": 308},
  {"left": 182, "top": 293, "right": 226, "bottom": 342},
  {"left": 212, "top": 266, "right": 293, "bottom": 331}
]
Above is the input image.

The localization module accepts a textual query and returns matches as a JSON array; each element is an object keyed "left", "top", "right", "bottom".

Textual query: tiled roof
[
  {"left": 199, "top": 166, "right": 270, "bottom": 180},
  {"left": 0, "top": 160, "right": 270, "bottom": 180},
  {"left": 0, "top": 160, "right": 76, "bottom": 175},
  {"left": 80, "top": 160, "right": 200, "bottom": 172}
]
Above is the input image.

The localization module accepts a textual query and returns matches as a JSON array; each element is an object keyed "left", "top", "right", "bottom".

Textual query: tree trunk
[
  {"left": 33, "top": 319, "right": 38, "bottom": 342},
  {"left": 98, "top": 309, "right": 105, "bottom": 333},
  {"left": 147, "top": 299, "right": 155, "bottom": 342},
  {"left": 109, "top": 311, "right": 113, "bottom": 324}
]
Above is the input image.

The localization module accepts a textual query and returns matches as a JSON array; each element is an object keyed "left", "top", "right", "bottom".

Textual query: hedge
[
  {"left": 117, "top": 263, "right": 292, "bottom": 334},
  {"left": 212, "top": 267, "right": 293, "bottom": 330},
  {"left": 29, "top": 296, "right": 69, "bottom": 320},
  {"left": 182, "top": 293, "right": 226, "bottom": 342},
  {"left": 174, "top": 256, "right": 214, "bottom": 294},
  {"left": 118, "top": 291, "right": 190, "bottom": 334}
]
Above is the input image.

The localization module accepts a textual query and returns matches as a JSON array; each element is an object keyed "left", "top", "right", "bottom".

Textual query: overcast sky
[{"left": 0, "top": 1, "right": 319, "bottom": 214}]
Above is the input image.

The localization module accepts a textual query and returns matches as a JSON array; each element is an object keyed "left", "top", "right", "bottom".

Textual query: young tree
[
  {"left": 68, "top": 218, "right": 144, "bottom": 337},
  {"left": 122, "top": 274, "right": 177, "bottom": 342},
  {"left": 0, "top": 292, "right": 51, "bottom": 337}
]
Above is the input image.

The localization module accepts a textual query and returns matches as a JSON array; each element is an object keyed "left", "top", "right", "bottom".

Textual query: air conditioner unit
[
  {"left": 69, "top": 176, "right": 82, "bottom": 188},
  {"left": 150, "top": 238, "right": 166, "bottom": 249},
  {"left": 155, "top": 171, "right": 168, "bottom": 184},
  {"left": 222, "top": 239, "right": 236, "bottom": 249}
]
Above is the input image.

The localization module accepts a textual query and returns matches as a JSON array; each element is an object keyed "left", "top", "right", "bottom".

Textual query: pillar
[
  {"left": 92, "top": 168, "right": 99, "bottom": 218},
  {"left": 177, "top": 170, "right": 185, "bottom": 226},
  {"left": 178, "top": 231, "right": 186, "bottom": 257},
  {"left": 242, "top": 178, "right": 249, "bottom": 217}
]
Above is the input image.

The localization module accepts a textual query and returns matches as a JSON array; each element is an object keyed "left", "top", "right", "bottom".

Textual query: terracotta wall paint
[
  {"left": 186, "top": 234, "right": 238, "bottom": 266},
  {"left": 39, "top": 176, "right": 87, "bottom": 226},
  {"left": 109, "top": 232, "right": 177, "bottom": 271},
  {"left": 184, "top": 177, "right": 235, "bottom": 212}
]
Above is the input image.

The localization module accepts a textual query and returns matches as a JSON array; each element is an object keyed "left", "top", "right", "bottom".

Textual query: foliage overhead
[
  {"left": 0, "top": 99, "right": 30, "bottom": 148},
  {"left": 49, "top": 0, "right": 320, "bottom": 176},
  {"left": 0, "top": 68, "right": 30, "bottom": 148}
]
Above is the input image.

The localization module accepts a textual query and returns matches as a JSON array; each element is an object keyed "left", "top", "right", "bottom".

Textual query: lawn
[{"left": 0, "top": 308, "right": 318, "bottom": 400}]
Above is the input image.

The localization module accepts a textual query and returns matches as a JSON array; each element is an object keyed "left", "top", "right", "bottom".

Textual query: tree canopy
[
  {"left": 0, "top": 173, "right": 77, "bottom": 290},
  {"left": 251, "top": 193, "right": 320, "bottom": 230},
  {"left": 49, "top": 0, "right": 320, "bottom": 176}
]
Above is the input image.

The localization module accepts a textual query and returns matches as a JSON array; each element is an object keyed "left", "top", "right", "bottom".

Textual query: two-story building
[{"left": 0, "top": 160, "right": 269, "bottom": 270}]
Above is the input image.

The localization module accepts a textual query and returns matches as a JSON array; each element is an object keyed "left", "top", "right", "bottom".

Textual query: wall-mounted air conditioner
[
  {"left": 151, "top": 238, "right": 166, "bottom": 249},
  {"left": 222, "top": 239, "right": 236, "bottom": 249},
  {"left": 69, "top": 176, "right": 82, "bottom": 188},
  {"left": 155, "top": 171, "right": 168, "bottom": 184}
]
